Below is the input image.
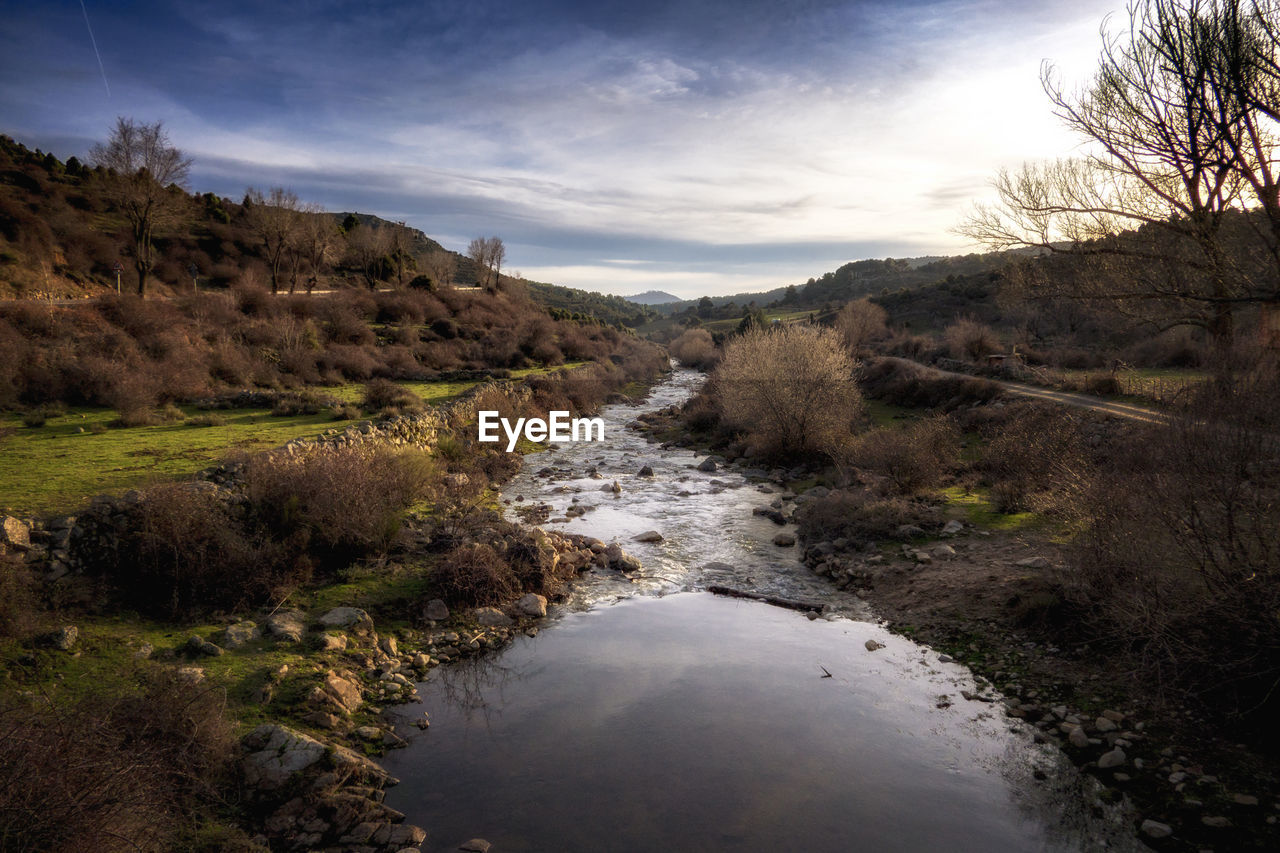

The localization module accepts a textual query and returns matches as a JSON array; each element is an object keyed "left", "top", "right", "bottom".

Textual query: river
[{"left": 382, "top": 367, "right": 1142, "bottom": 852}]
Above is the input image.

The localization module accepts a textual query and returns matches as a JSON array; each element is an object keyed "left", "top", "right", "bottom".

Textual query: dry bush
[
  {"left": 246, "top": 446, "right": 436, "bottom": 559},
  {"left": 0, "top": 672, "right": 237, "bottom": 852},
  {"left": 851, "top": 416, "right": 960, "bottom": 493},
  {"left": 433, "top": 542, "right": 519, "bottom": 606},
  {"left": 361, "top": 378, "right": 423, "bottom": 413},
  {"left": 712, "top": 324, "right": 860, "bottom": 460},
  {"left": 681, "top": 387, "right": 723, "bottom": 432},
  {"left": 943, "top": 317, "right": 1000, "bottom": 361},
  {"left": 977, "top": 402, "right": 1090, "bottom": 514},
  {"left": 669, "top": 328, "right": 719, "bottom": 369},
  {"left": 501, "top": 528, "right": 573, "bottom": 595},
  {"left": 82, "top": 482, "right": 309, "bottom": 619},
  {"left": 857, "top": 357, "right": 1003, "bottom": 410},
  {"left": 834, "top": 297, "right": 888, "bottom": 353},
  {"left": 797, "top": 489, "right": 939, "bottom": 545},
  {"left": 1067, "top": 388, "right": 1280, "bottom": 721}
]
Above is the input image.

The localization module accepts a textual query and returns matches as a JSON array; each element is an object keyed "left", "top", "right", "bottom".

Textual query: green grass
[
  {"left": 940, "top": 485, "right": 1040, "bottom": 532},
  {"left": 0, "top": 366, "right": 590, "bottom": 517}
]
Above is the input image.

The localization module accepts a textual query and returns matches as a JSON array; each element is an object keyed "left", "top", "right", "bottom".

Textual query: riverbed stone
[
  {"left": 223, "top": 621, "right": 259, "bottom": 649},
  {"left": 633, "top": 530, "right": 663, "bottom": 543},
  {"left": 865, "top": 639, "right": 885, "bottom": 651},
  {"left": 773, "top": 532, "right": 796, "bottom": 547},
  {"left": 459, "top": 839, "right": 492, "bottom": 852},
  {"left": 697, "top": 458, "right": 717, "bottom": 472},
  {"left": 319, "top": 633, "right": 348, "bottom": 652},
  {"left": 638, "top": 465, "right": 654, "bottom": 478},
  {"left": 320, "top": 606, "right": 375, "bottom": 636},
  {"left": 474, "top": 607, "right": 514, "bottom": 628},
  {"left": 1015, "top": 556, "right": 1050, "bottom": 569},
  {"left": 941, "top": 520, "right": 964, "bottom": 536},
  {"left": 186, "top": 635, "right": 225, "bottom": 657},
  {"left": 1098, "top": 747, "right": 1126, "bottom": 769},
  {"left": 1068, "top": 727, "right": 1090, "bottom": 749},
  {"left": 1140, "top": 820, "right": 1173, "bottom": 839},
  {"left": 517, "top": 593, "right": 548, "bottom": 617},
  {"left": 266, "top": 610, "right": 306, "bottom": 643},
  {"left": 1, "top": 516, "right": 30, "bottom": 551},
  {"left": 313, "top": 670, "right": 363, "bottom": 714},
  {"left": 424, "top": 599, "right": 450, "bottom": 621},
  {"left": 39, "top": 625, "right": 78, "bottom": 651},
  {"left": 242, "top": 724, "right": 328, "bottom": 790}
]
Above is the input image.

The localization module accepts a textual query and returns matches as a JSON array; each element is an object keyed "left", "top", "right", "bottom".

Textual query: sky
[{"left": 0, "top": 0, "right": 1124, "bottom": 298}]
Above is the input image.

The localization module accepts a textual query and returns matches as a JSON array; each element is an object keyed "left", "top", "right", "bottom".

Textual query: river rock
[
  {"left": 424, "top": 599, "right": 450, "bottom": 621},
  {"left": 223, "top": 621, "right": 259, "bottom": 649},
  {"left": 266, "top": 610, "right": 306, "bottom": 643},
  {"left": 241, "top": 724, "right": 329, "bottom": 790},
  {"left": 312, "top": 670, "right": 363, "bottom": 715},
  {"left": 474, "top": 607, "right": 514, "bottom": 628},
  {"left": 185, "top": 635, "right": 224, "bottom": 657},
  {"left": 638, "top": 465, "right": 655, "bottom": 477},
  {"left": 753, "top": 507, "right": 786, "bottom": 525},
  {"left": 39, "top": 625, "right": 78, "bottom": 651},
  {"left": 773, "top": 532, "right": 796, "bottom": 547},
  {"left": 1, "top": 516, "right": 30, "bottom": 551},
  {"left": 459, "top": 839, "right": 492, "bottom": 852},
  {"left": 865, "top": 639, "right": 885, "bottom": 651},
  {"left": 941, "top": 520, "right": 964, "bottom": 536},
  {"left": 1098, "top": 747, "right": 1126, "bottom": 769},
  {"left": 633, "top": 530, "right": 664, "bottom": 543},
  {"left": 697, "top": 458, "right": 718, "bottom": 472},
  {"left": 1068, "top": 726, "right": 1090, "bottom": 749},
  {"left": 1140, "top": 820, "right": 1173, "bottom": 839},
  {"left": 895, "top": 524, "right": 926, "bottom": 539},
  {"left": 932, "top": 544, "right": 957, "bottom": 559},
  {"left": 1094, "top": 716, "right": 1118, "bottom": 732},
  {"left": 319, "top": 606, "right": 375, "bottom": 636},
  {"left": 517, "top": 593, "right": 547, "bottom": 617},
  {"left": 319, "top": 633, "right": 348, "bottom": 652},
  {"left": 1015, "top": 556, "right": 1050, "bottom": 569}
]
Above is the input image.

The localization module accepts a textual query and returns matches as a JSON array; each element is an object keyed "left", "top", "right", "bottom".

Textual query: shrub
[
  {"left": 246, "top": 446, "right": 436, "bottom": 559},
  {"left": 977, "top": 402, "right": 1089, "bottom": 514},
  {"left": 433, "top": 542, "right": 518, "bottom": 606},
  {"left": 669, "top": 328, "right": 719, "bottom": 369},
  {"left": 796, "top": 489, "right": 939, "bottom": 545},
  {"left": 712, "top": 324, "right": 860, "bottom": 460},
  {"left": 81, "top": 482, "right": 309, "bottom": 619},
  {"left": 0, "top": 671, "right": 236, "bottom": 852},
  {"left": 857, "top": 357, "right": 1003, "bottom": 410},
  {"left": 851, "top": 416, "right": 959, "bottom": 493},
  {"left": 834, "top": 297, "right": 888, "bottom": 353},
  {"left": 361, "top": 377, "right": 423, "bottom": 413},
  {"left": 943, "top": 317, "right": 1000, "bottom": 361}
]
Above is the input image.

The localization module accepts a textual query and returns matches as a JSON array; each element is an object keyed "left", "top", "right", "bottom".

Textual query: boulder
[
  {"left": 460, "top": 840, "right": 492, "bottom": 853},
  {"left": 318, "top": 633, "right": 348, "bottom": 652},
  {"left": 39, "top": 625, "right": 78, "bottom": 651},
  {"left": 633, "top": 530, "right": 664, "bottom": 543},
  {"left": 424, "top": 599, "right": 450, "bottom": 621},
  {"left": 1, "top": 516, "right": 30, "bottom": 551},
  {"left": 516, "top": 593, "right": 547, "bottom": 618},
  {"left": 265, "top": 610, "right": 306, "bottom": 643},
  {"left": 941, "top": 519, "right": 965, "bottom": 536},
  {"left": 312, "top": 670, "right": 364, "bottom": 715},
  {"left": 474, "top": 607, "right": 514, "bottom": 628},
  {"left": 773, "top": 532, "right": 796, "bottom": 547},
  {"left": 185, "top": 635, "right": 224, "bottom": 657},
  {"left": 1140, "top": 820, "right": 1173, "bottom": 839},
  {"left": 378, "top": 635, "right": 399, "bottom": 657},
  {"left": 638, "top": 465, "right": 655, "bottom": 478},
  {"left": 697, "top": 458, "right": 717, "bottom": 472},
  {"left": 864, "top": 639, "right": 886, "bottom": 652},
  {"left": 222, "top": 621, "right": 259, "bottom": 649},
  {"left": 319, "top": 606, "right": 375, "bottom": 636},
  {"left": 932, "top": 544, "right": 957, "bottom": 560},
  {"left": 241, "top": 724, "right": 328, "bottom": 790},
  {"left": 1097, "top": 747, "right": 1126, "bottom": 769}
]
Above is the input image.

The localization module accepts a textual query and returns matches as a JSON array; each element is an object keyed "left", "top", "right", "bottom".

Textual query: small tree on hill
[
  {"left": 244, "top": 186, "right": 303, "bottom": 294},
  {"left": 90, "top": 117, "right": 192, "bottom": 296}
]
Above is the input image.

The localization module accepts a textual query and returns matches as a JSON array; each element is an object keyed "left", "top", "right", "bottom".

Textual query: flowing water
[{"left": 383, "top": 368, "right": 1141, "bottom": 852}]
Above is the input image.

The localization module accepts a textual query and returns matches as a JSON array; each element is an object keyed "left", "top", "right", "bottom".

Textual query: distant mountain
[{"left": 624, "top": 290, "right": 681, "bottom": 305}]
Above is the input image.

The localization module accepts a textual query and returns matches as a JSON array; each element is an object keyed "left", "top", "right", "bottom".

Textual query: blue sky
[{"left": 0, "top": 0, "right": 1121, "bottom": 297}]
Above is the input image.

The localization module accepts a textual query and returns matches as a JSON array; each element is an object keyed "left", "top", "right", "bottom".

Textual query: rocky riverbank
[{"left": 631, "top": 400, "right": 1280, "bottom": 852}]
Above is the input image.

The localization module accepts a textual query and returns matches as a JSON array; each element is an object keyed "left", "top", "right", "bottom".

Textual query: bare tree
[
  {"left": 959, "top": 0, "right": 1280, "bottom": 344},
  {"left": 467, "top": 235, "right": 506, "bottom": 290},
  {"left": 90, "top": 117, "right": 192, "bottom": 296},
  {"left": 294, "top": 205, "right": 340, "bottom": 294},
  {"left": 244, "top": 187, "right": 303, "bottom": 294},
  {"left": 346, "top": 222, "right": 392, "bottom": 290},
  {"left": 386, "top": 222, "right": 417, "bottom": 289},
  {"left": 421, "top": 249, "right": 457, "bottom": 290}
]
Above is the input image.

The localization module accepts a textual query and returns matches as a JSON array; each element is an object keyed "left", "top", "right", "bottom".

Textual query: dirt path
[{"left": 992, "top": 379, "right": 1171, "bottom": 424}]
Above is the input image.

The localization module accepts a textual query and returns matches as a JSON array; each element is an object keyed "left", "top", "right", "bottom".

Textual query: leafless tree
[
  {"left": 346, "top": 222, "right": 392, "bottom": 290},
  {"left": 90, "top": 117, "right": 192, "bottom": 296},
  {"left": 244, "top": 187, "right": 303, "bottom": 294},
  {"left": 467, "top": 235, "right": 505, "bottom": 290},
  {"left": 293, "top": 205, "right": 340, "bottom": 294},
  {"left": 960, "top": 0, "right": 1280, "bottom": 345},
  {"left": 386, "top": 221, "right": 417, "bottom": 288},
  {"left": 421, "top": 249, "right": 457, "bottom": 291}
]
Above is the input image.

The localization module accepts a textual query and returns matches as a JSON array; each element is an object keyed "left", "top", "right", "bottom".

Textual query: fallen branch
[{"left": 706, "top": 585, "right": 824, "bottom": 614}]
